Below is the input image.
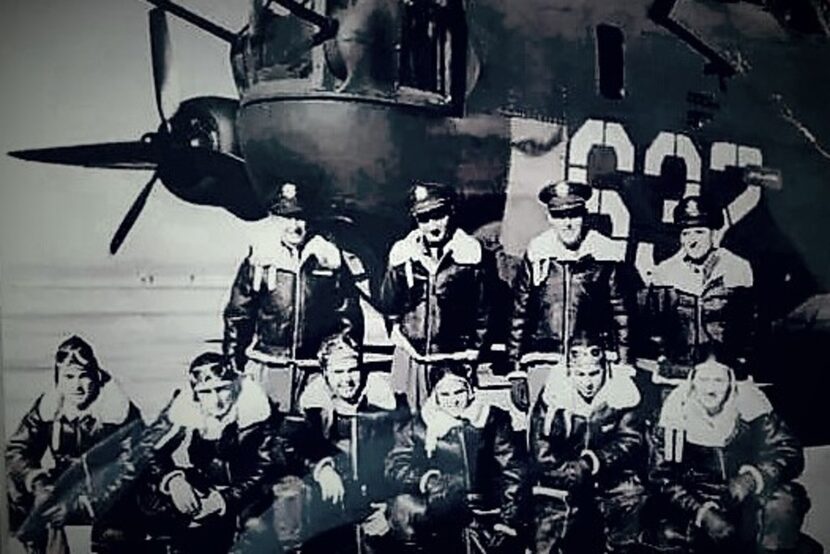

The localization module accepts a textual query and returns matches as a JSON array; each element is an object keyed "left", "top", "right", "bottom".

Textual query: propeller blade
[
  {"left": 8, "top": 142, "right": 159, "bottom": 170},
  {"left": 149, "top": 8, "right": 178, "bottom": 124},
  {"left": 110, "top": 173, "right": 158, "bottom": 254}
]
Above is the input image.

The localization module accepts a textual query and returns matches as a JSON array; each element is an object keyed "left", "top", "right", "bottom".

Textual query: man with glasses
[{"left": 379, "top": 181, "right": 495, "bottom": 411}]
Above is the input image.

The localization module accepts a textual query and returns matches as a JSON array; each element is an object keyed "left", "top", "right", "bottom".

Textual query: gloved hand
[
  {"left": 315, "top": 463, "right": 345, "bottom": 505},
  {"left": 698, "top": 505, "right": 736, "bottom": 543},
  {"left": 559, "top": 459, "right": 591, "bottom": 490},
  {"left": 483, "top": 523, "right": 520, "bottom": 553},
  {"left": 42, "top": 501, "right": 69, "bottom": 526},
  {"left": 388, "top": 494, "right": 428, "bottom": 541},
  {"left": 509, "top": 376, "right": 530, "bottom": 413},
  {"left": 725, "top": 471, "right": 758, "bottom": 508},
  {"left": 361, "top": 502, "right": 390, "bottom": 537},
  {"left": 31, "top": 479, "right": 54, "bottom": 509},
  {"left": 424, "top": 473, "right": 467, "bottom": 517},
  {"left": 167, "top": 473, "right": 201, "bottom": 516},
  {"left": 193, "top": 489, "right": 226, "bottom": 520}
]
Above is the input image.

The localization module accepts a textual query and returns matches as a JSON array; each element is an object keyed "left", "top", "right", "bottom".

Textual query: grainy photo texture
[{"left": 2, "top": 1, "right": 830, "bottom": 553}]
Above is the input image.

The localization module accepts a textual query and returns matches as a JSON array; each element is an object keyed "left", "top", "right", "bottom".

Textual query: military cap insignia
[
  {"left": 282, "top": 182, "right": 297, "bottom": 200},
  {"left": 686, "top": 198, "right": 701, "bottom": 216},
  {"left": 414, "top": 185, "right": 429, "bottom": 201},
  {"left": 555, "top": 181, "right": 570, "bottom": 198}
]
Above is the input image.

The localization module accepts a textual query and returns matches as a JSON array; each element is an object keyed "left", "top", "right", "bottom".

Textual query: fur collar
[
  {"left": 250, "top": 234, "right": 342, "bottom": 292},
  {"left": 420, "top": 392, "right": 490, "bottom": 458},
  {"left": 388, "top": 228, "right": 482, "bottom": 268},
  {"left": 540, "top": 365, "right": 640, "bottom": 436},
  {"left": 299, "top": 372, "right": 397, "bottom": 434},
  {"left": 526, "top": 229, "right": 624, "bottom": 263},
  {"left": 167, "top": 379, "right": 271, "bottom": 432},
  {"left": 250, "top": 233, "right": 342, "bottom": 273},
  {"left": 653, "top": 246, "right": 753, "bottom": 294},
  {"left": 659, "top": 374, "right": 772, "bottom": 451},
  {"left": 38, "top": 371, "right": 132, "bottom": 425}
]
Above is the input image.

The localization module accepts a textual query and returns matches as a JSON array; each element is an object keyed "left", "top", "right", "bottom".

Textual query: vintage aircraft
[{"left": 9, "top": 0, "right": 830, "bottom": 442}]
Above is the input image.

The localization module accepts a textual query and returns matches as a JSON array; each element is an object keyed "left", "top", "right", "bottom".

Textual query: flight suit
[
  {"left": 648, "top": 379, "right": 809, "bottom": 553},
  {"left": 529, "top": 366, "right": 646, "bottom": 554}
]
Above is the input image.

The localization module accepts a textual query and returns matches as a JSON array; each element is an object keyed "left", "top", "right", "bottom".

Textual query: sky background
[{"left": 0, "top": 0, "right": 257, "bottom": 275}]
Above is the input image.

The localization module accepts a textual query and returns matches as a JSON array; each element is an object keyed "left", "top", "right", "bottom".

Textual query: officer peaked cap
[
  {"left": 409, "top": 181, "right": 456, "bottom": 215},
  {"left": 538, "top": 181, "right": 591, "bottom": 216},
  {"left": 673, "top": 196, "right": 724, "bottom": 229}
]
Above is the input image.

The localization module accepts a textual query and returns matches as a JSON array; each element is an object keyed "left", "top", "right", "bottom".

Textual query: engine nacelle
[{"left": 158, "top": 97, "right": 266, "bottom": 220}]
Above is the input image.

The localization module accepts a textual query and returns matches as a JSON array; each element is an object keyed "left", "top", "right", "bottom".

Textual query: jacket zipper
[
  {"left": 291, "top": 257, "right": 302, "bottom": 360},
  {"left": 694, "top": 295, "right": 702, "bottom": 354},
  {"left": 459, "top": 427, "right": 471, "bottom": 490},
  {"left": 425, "top": 272, "right": 434, "bottom": 357},
  {"left": 716, "top": 448, "right": 727, "bottom": 481},
  {"left": 584, "top": 409, "right": 592, "bottom": 452},
  {"left": 562, "top": 261, "right": 571, "bottom": 365},
  {"left": 350, "top": 416, "right": 359, "bottom": 481},
  {"left": 425, "top": 246, "right": 453, "bottom": 357},
  {"left": 289, "top": 250, "right": 302, "bottom": 412}
]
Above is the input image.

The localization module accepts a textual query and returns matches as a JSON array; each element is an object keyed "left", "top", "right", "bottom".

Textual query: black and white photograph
[{"left": 1, "top": 0, "right": 830, "bottom": 552}]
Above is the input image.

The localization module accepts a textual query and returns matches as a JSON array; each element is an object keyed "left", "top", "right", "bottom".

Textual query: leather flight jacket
[
  {"left": 379, "top": 228, "right": 494, "bottom": 357},
  {"left": 650, "top": 384, "right": 804, "bottom": 524},
  {"left": 509, "top": 229, "right": 631, "bottom": 369},
  {"left": 639, "top": 247, "right": 756, "bottom": 376},
  {"left": 385, "top": 404, "right": 527, "bottom": 534},
  {"left": 223, "top": 234, "right": 364, "bottom": 369},
  {"left": 528, "top": 369, "right": 645, "bottom": 494}
]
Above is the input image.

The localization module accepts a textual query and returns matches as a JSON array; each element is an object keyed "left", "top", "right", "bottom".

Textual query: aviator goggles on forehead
[
  {"left": 569, "top": 345, "right": 603, "bottom": 360},
  {"left": 56, "top": 346, "right": 93, "bottom": 370}
]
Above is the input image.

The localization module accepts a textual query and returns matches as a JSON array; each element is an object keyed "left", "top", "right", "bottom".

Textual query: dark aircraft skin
[{"left": 9, "top": 0, "right": 830, "bottom": 442}]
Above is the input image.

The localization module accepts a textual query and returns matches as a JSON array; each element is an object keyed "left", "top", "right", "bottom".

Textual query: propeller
[
  {"left": 149, "top": 7, "right": 178, "bottom": 126},
  {"left": 105, "top": 8, "right": 179, "bottom": 254},
  {"left": 109, "top": 172, "right": 158, "bottom": 254},
  {"left": 7, "top": 141, "right": 158, "bottom": 170},
  {"left": 8, "top": 3, "right": 264, "bottom": 254}
]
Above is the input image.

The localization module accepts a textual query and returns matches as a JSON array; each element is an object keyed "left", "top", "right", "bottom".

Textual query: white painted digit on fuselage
[
  {"left": 709, "top": 142, "right": 763, "bottom": 245},
  {"left": 644, "top": 131, "right": 703, "bottom": 223},
  {"left": 567, "top": 119, "right": 632, "bottom": 259}
]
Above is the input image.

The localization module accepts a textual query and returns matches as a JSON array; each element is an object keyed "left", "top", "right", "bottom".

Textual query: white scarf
[
  {"left": 420, "top": 378, "right": 490, "bottom": 458},
  {"left": 658, "top": 370, "right": 772, "bottom": 461}
]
